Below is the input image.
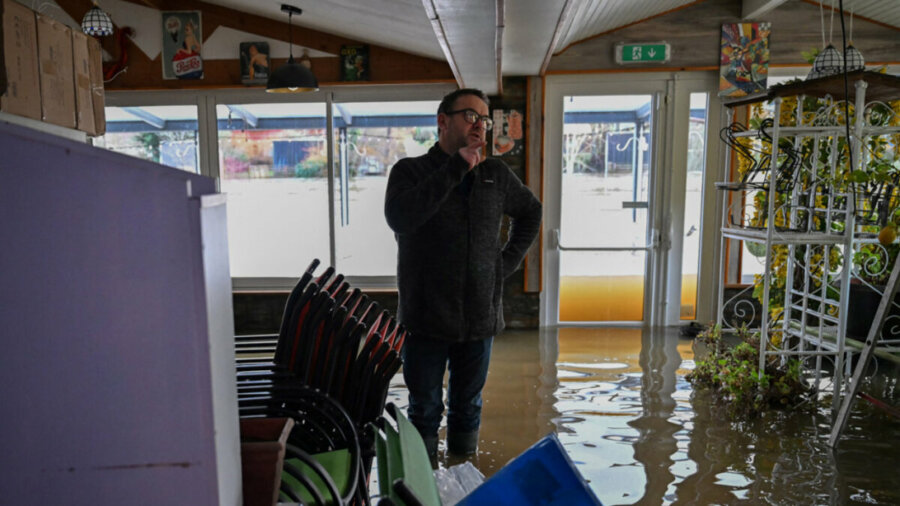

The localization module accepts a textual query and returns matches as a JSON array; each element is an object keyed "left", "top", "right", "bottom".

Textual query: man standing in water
[{"left": 384, "top": 89, "right": 542, "bottom": 457}]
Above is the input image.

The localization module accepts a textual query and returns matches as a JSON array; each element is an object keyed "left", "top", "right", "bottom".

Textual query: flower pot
[
  {"left": 240, "top": 417, "right": 295, "bottom": 506},
  {"left": 846, "top": 283, "right": 900, "bottom": 339}
]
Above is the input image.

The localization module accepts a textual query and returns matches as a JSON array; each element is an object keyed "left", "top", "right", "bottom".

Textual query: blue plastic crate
[{"left": 458, "top": 433, "right": 602, "bottom": 506}]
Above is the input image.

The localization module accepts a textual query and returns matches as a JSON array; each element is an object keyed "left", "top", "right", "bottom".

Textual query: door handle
[{"left": 622, "top": 201, "right": 648, "bottom": 209}]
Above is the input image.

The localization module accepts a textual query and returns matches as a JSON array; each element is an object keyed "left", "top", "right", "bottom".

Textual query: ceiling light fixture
[
  {"left": 267, "top": 4, "right": 319, "bottom": 93},
  {"left": 844, "top": 4, "right": 865, "bottom": 72},
  {"left": 81, "top": 1, "right": 114, "bottom": 37}
]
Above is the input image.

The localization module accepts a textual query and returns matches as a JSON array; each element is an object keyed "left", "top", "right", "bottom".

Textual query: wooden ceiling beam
[
  {"left": 539, "top": 0, "right": 575, "bottom": 76},
  {"left": 422, "top": 0, "right": 465, "bottom": 88},
  {"left": 134, "top": 0, "right": 161, "bottom": 9}
]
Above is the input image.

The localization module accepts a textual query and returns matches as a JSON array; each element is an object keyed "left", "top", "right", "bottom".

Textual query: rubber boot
[
  {"left": 422, "top": 435, "right": 438, "bottom": 459},
  {"left": 447, "top": 430, "right": 479, "bottom": 456}
]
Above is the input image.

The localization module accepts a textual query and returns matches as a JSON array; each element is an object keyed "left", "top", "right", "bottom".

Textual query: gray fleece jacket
[{"left": 384, "top": 143, "right": 542, "bottom": 342}]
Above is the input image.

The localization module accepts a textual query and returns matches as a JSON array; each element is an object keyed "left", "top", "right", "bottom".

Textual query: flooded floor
[{"left": 384, "top": 327, "right": 900, "bottom": 505}]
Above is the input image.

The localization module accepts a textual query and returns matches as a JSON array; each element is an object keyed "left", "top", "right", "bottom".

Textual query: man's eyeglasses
[{"left": 445, "top": 108, "right": 493, "bottom": 131}]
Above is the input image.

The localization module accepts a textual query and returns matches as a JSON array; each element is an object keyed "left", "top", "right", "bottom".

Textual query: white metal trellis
[{"left": 717, "top": 75, "right": 900, "bottom": 416}]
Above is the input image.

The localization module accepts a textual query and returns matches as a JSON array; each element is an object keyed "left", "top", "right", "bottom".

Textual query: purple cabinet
[{"left": 0, "top": 122, "right": 240, "bottom": 505}]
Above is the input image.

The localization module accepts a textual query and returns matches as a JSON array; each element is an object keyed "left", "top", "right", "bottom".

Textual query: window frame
[{"left": 104, "top": 83, "right": 456, "bottom": 291}]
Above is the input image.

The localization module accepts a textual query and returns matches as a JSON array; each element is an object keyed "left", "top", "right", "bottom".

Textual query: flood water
[{"left": 384, "top": 327, "right": 900, "bottom": 505}]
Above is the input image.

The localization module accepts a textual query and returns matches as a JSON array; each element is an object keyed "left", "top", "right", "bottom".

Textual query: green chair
[
  {"left": 241, "top": 384, "right": 365, "bottom": 505},
  {"left": 281, "top": 444, "right": 344, "bottom": 505},
  {"left": 370, "top": 403, "right": 441, "bottom": 506},
  {"left": 281, "top": 444, "right": 353, "bottom": 506}
]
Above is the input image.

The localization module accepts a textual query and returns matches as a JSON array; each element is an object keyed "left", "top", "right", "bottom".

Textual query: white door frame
[
  {"left": 662, "top": 73, "right": 723, "bottom": 326},
  {"left": 540, "top": 71, "right": 721, "bottom": 327}
]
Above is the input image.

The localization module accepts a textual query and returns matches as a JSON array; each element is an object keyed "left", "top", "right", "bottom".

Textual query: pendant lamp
[
  {"left": 844, "top": 6, "right": 865, "bottom": 72},
  {"left": 81, "top": 1, "right": 114, "bottom": 37},
  {"left": 808, "top": 44, "right": 843, "bottom": 80},
  {"left": 807, "top": 1, "right": 842, "bottom": 80},
  {"left": 267, "top": 4, "right": 319, "bottom": 93},
  {"left": 844, "top": 44, "right": 865, "bottom": 72}
]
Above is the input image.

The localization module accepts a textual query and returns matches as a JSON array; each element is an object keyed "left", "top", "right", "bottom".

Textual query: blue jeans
[{"left": 402, "top": 336, "right": 494, "bottom": 439}]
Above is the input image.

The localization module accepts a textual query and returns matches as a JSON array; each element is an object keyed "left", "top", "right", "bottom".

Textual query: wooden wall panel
[
  {"left": 54, "top": 0, "right": 453, "bottom": 90},
  {"left": 548, "top": 0, "right": 900, "bottom": 73}
]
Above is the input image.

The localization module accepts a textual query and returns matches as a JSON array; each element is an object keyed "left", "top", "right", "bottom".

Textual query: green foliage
[
  {"left": 801, "top": 48, "right": 819, "bottom": 65},
  {"left": 687, "top": 325, "right": 811, "bottom": 419},
  {"left": 135, "top": 133, "right": 161, "bottom": 163},
  {"left": 854, "top": 243, "right": 900, "bottom": 286},
  {"left": 412, "top": 127, "right": 436, "bottom": 144},
  {"left": 294, "top": 153, "right": 327, "bottom": 178}
]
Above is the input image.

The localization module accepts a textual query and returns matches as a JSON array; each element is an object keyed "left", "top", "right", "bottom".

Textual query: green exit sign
[{"left": 615, "top": 42, "right": 671, "bottom": 64}]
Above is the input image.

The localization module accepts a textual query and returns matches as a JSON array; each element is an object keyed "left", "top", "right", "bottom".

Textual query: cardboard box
[
  {"left": 86, "top": 33, "right": 105, "bottom": 136},
  {"left": 36, "top": 14, "right": 75, "bottom": 128},
  {"left": 71, "top": 30, "right": 96, "bottom": 135},
  {"left": 0, "top": 0, "right": 41, "bottom": 120}
]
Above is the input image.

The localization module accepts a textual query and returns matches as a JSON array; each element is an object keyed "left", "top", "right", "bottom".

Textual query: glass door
[
  {"left": 543, "top": 76, "right": 669, "bottom": 325},
  {"left": 543, "top": 73, "right": 721, "bottom": 327},
  {"left": 558, "top": 93, "right": 659, "bottom": 323}
]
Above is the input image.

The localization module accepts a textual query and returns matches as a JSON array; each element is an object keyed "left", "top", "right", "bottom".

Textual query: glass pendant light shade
[
  {"left": 267, "top": 56, "right": 318, "bottom": 92},
  {"left": 807, "top": 44, "right": 843, "bottom": 80},
  {"left": 266, "top": 4, "right": 319, "bottom": 93},
  {"left": 845, "top": 44, "right": 865, "bottom": 72},
  {"left": 82, "top": 5, "right": 114, "bottom": 37}
]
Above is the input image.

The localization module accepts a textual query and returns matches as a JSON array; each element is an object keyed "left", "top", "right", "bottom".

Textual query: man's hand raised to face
[{"left": 459, "top": 140, "right": 485, "bottom": 171}]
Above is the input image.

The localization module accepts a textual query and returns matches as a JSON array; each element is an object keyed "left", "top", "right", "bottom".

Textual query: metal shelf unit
[{"left": 716, "top": 73, "right": 900, "bottom": 410}]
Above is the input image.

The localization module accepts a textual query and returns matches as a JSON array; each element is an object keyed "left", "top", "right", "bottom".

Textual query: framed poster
[
  {"left": 162, "top": 11, "right": 203, "bottom": 80},
  {"left": 340, "top": 45, "right": 369, "bottom": 81},
  {"left": 240, "top": 42, "right": 270, "bottom": 84},
  {"left": 491, "top": 109, "right": 524, "bottom": 157},
  {"left": 718, "top": 22, "right": 771, "bottom": 98}
]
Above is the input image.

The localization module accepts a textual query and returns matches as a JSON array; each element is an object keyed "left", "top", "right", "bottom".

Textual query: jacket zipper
[{"left": 463, "top": 177, "right": 471, "bottom": 339}]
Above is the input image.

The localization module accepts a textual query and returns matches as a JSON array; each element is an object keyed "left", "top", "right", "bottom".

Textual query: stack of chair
[{"left": 235, "top": 258, "right": 407, "bottom": 505}]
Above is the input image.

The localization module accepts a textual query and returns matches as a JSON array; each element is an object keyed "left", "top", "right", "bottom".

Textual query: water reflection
[
  {"left": 548, "top": 327, "right": 692, "bottom": 504},
  {"left": 385, "top": 327, "right": 900, "bottom": 505},
  {"left": 628, "top": 328, "right": 681, "bottom": 505}
]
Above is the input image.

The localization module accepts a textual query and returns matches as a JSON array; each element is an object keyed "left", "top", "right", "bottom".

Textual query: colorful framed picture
[
  {"left": 162, "top": 11, "right": 203, "bottom": 80},
  {"left": 718, "top": 22, "right": 771, "bottom": 98},
  {"left": 240, "top": 42, "right": 270, "bottom": 84},
  {"left": 491, "top": 109, "right": 524, "bottom": 157},
  {"left": 340, "top": 45, "right": 369, "bottom": 82}
]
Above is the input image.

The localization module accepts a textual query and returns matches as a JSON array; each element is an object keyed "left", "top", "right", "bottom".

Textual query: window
[
  {"left": 331, "top": 101, "right": 439, "bottom": 276},
  {"left": 680, "top": 93, "right": 709, "bottom": 319},
  {"left": 99, "top": 85, "right": 454, "bottom": 288},
  {"left": 217, "top": 103, "right": 329, "bottom": 279},
  {"left": 96, "top": 105, "right": 199, "bottom": 172}
]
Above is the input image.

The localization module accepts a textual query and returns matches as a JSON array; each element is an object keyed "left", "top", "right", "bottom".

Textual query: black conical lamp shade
[
  {"left": 267, "top": 55, "right": 319, "bottom": 92},
  {"left": 266, "top": 4, "right": 318, "bottom": 93}
]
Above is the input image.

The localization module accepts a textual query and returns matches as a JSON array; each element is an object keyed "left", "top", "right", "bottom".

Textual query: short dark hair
[{"left": 437, "top": 88, "right": 490, "bottom": 116}]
